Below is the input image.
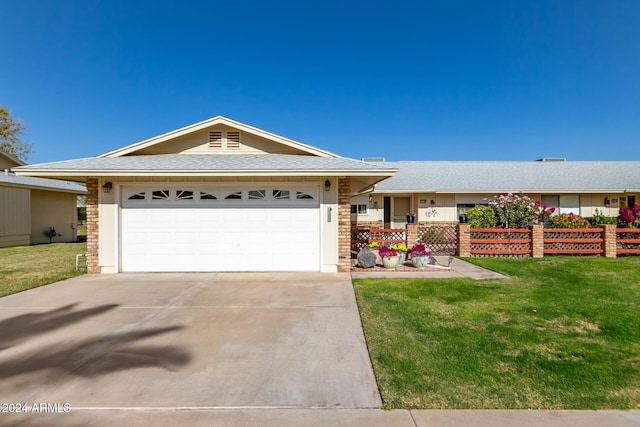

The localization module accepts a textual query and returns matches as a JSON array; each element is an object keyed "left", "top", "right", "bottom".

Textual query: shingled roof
[
  {"left": 15, "top": 154, "right": 396, "bottom": 176},
  {"left": 372, "top": 161, "right": 640, "bottom": 193}
]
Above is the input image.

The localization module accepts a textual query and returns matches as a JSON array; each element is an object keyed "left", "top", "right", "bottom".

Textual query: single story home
[
  {"left": 14, "top": 116, "right": 640, "bottom": 272},
  {"left": 0, "top": 149, "right": 86, "bottom": 247},
  {"left": 14, "top": 116, "right": 395, "bottom": 273},
  {"left": 350, "top": 159, "right": 640, "bottom": 228}
]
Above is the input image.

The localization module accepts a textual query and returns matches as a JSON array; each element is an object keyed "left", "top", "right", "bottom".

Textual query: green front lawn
[
  {"left": 0, "top": 243, "right": 87, "bottom": 297},
  {"left": 353, "top": 256, "right": 640, "bottom": 409}
]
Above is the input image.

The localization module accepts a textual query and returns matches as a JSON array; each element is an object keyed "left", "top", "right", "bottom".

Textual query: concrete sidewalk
[
  {"left": 4, "top": 408, "right": 639, "bottom": 426},
  {"left": 351, "top": 256, "right": 508, "bottom": 280}
]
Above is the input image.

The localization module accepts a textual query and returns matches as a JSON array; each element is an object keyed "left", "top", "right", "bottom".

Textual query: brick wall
[
  {"left": 406, "top": 223, "right": 418, "bottom": 248},
  {"left": 86, "top": 177, "right": 100, "bottom": 273},
  {"left": 338, "top": 177, "right": 351, "bottom": 272}
]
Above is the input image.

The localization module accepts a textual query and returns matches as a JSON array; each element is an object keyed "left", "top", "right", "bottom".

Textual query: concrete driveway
[{"left": 0, "top": 273, "right": 381, "bottom": 412}]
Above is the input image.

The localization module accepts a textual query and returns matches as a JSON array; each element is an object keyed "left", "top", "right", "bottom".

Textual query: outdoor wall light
[
  {"left": 102, "top": 181, "right": 113, "bottom": 193},
  {"left": 324, "top": 179, "right": 331, "bottom": 191},
  {"left": 430, "top": 199, "right": 436, "bottom": 206}
]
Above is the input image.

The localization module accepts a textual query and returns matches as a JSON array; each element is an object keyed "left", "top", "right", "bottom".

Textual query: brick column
[
  {"left": 337, "top": 177, "right": 351, "bottom": 272},
  {"left": 86, "top": 177, "right": 100, "bottom": 274},
  {"left": 531, "top": 224, "right": 544, "bottom": 258},
  {"left": 602, "top": 224, "right": 617, "bottom": 258},
  {"left": 406, "top": 223, "right": 418, "bottom": 248},
  {"left": 457, "top": 223, "right": 470, "bottom": 257}
]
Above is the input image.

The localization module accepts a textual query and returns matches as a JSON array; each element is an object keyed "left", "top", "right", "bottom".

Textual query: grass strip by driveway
[
  {"left": 0, "top": 243, "right": 87, "bottom": 297},
  {"left": 353, "top": 256, "right": 640, "bottom": 409}
]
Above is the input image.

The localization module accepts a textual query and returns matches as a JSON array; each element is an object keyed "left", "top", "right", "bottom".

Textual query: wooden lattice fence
[
  {"left": 617, "top": 228, "right": 640, "bottom": 255},
  {"left": 543, "top": 228, "right": 603, "bottom": 255},
  {"left": 470, "top": 228, "right": 532, "bottom": 256},
  {"left": 418, "top": 224, "right": 458, "bottom": 255},
  {"left": 350, "top": 228, "right": 406, "bottom": 253}
]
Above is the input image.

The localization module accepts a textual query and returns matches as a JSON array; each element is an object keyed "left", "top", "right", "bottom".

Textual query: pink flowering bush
[
  {"left": 618, "top": 205, "right": 640, "bottom": 228},
  {"left": 487, "top": 193, "right": 552, "bottom": 228}
]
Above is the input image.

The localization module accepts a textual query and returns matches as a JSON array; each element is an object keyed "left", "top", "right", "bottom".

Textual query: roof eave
[
  {"left": 373, "top": 189, "right": 629, "bottom": 194},
  {"left": 0, "top": 180, "right": 86, "bottom": 194},
  {"left": 14, "top": 169, "right": 397, "bottom": 178}
]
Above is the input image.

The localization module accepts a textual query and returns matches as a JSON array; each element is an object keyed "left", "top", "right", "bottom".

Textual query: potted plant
[
  {"left": 379, "top": 245, "right": 400, "bottom": 269},
  {"left": 390, "top": 243, "right": 407, "bottom": 264},
  {"left": 409, "top": 243, "right": 431, "bottom": 268},
  {"left": 406, "top": 212, "right": 416, "bottom": 223}
]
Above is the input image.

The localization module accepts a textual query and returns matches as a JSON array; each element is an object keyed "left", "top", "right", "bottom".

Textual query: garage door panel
[{"left": 121, "top": 187, "right": 320, "bottom": 272}]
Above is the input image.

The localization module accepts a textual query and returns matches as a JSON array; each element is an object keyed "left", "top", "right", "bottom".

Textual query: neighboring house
[
  {"left": 0, "top": 149, "right": 86, "bottom": 248},
  {"left": 14, "top": 116, "right": 395, "bottom": 273},
  {"left": 350, "top": 160, "right": 640, "bottom": 228}
]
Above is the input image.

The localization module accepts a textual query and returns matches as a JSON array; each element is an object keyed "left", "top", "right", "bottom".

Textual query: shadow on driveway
[
  {"left": 0, "top": 304, "right": 191, "bottom": 383},
  {"left": 0, "top": 303, "right": 118, "bottom": 350}
]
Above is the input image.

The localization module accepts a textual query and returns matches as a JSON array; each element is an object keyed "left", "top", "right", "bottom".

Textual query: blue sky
[{"left": 2, "top": 0, "right": 639, "bottom": 164}]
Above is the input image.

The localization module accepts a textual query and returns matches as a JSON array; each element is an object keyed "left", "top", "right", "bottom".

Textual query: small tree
[{"left": 0, "top": 105, "right": 31, "bottom": 161}]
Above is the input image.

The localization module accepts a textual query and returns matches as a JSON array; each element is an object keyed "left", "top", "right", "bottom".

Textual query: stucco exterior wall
[
  {"left": 0, "top": 186, "right": 30, "bottom": 247},
  {"left": 353, "top": 191, "right": 634, "bottom": 226},
  {"left": 30, "top": 190, "right": 78, "bottom": 245}
]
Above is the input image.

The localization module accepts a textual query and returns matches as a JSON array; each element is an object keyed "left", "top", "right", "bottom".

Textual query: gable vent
[
  {"left": 227, "top": 131, "right": 241, "bottom": 149},
  {"left": 208, "top": 130, "right": 223, "bottom": 149}
]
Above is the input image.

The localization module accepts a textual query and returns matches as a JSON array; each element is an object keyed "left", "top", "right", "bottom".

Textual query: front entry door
[{"left": 383, "top": 197, "right": 391, "bottom": 228}]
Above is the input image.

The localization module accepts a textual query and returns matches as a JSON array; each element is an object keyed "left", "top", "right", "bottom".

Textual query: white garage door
[{"left": 121, "top": 185, "right": 320, "bottom": 272}]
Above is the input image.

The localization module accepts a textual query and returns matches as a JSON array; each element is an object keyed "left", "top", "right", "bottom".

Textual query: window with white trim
[{"left": 351, "top": 204, "right": 368, "bottom": 214}]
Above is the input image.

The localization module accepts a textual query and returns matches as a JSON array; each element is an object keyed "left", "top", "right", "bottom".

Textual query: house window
[
  {"left": 128, "top": 192, "right": 145, "bottom": 200},
  {"left": 457, "top": 203, "right": 477, "bottom": 216},
  {"left": 541, "top": 195, "right": 560, "bottom": 211},
  {"left": 351, "top": 204, "right": 368, "bottom": 214}
]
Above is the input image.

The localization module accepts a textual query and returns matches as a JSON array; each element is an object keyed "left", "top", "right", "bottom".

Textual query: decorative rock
[{"left": 357, "top": 247, "right": 377, "bottom": 268}]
